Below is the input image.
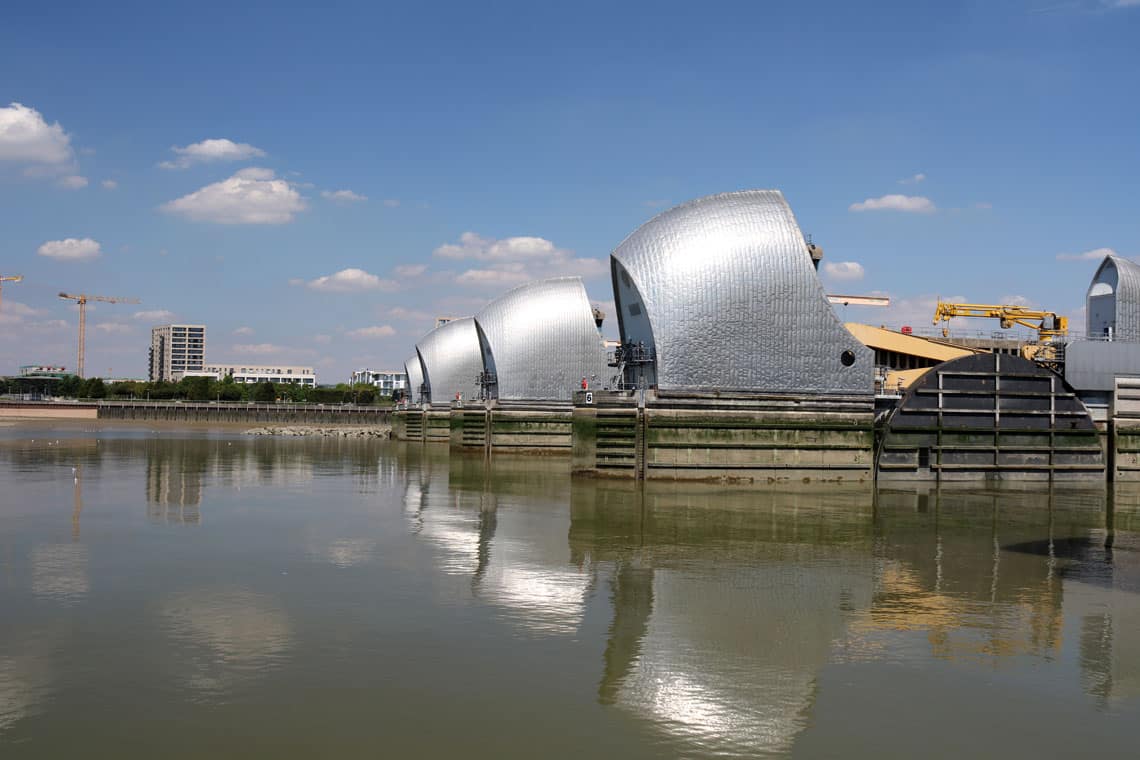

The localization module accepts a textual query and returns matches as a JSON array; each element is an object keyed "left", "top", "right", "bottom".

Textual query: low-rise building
[
  {"left": 19, "top": 365, "right": 71, "bottom": 379},
  {"left": 351, "top": 369, "right": 408, "bottom": 394},
  {"left": 201, "top": 364, "right": 317, "bottom": 386}
]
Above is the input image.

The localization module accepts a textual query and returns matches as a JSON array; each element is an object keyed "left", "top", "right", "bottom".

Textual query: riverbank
[
  {"left": 0, "top": 417, "right": 392, "bottom": 439},
  {"left": 0, "top": 400, "right": 391, "bottom": 426}
]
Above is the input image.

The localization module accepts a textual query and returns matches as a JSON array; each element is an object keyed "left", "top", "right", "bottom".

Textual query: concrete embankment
[
  {"left": 1, "top": 401, "right": 391, "bottom": 425},
  {"left": 0, "top": 403, "right": 97, "bottom": 420}
]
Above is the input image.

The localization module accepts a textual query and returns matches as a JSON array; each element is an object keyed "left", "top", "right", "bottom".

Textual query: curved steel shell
[
  {"left": 610, "top": 190, "right": 871, "bottom": 394},
  {"left": 415, "top": 317, "right": 483, "bottom": 406},
  {"left": 404, "top": 353, "right": 425, "bottom": 404},
  {"left": 474, "top": 277, "right": 611, "bottom": 401},
  {"left": 1087, "top": 254, "right": 1140, "bottom": 341}
]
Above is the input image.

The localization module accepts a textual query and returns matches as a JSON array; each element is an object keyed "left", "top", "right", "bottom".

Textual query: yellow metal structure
[
  {"left": 0, "top": 274, "right": 23, "bottom": 312},
  {"left": 932, "top": 301, "right": 1069, "bottom": 342},
  {"left": 845, "top": 323, "right": 977, "bottom": 364},
  {"left": 58, "top": 292, "right": 141, "bottom": 378}
]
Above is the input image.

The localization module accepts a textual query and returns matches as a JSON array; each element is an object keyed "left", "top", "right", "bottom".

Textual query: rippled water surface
[{"left": 4, "top": 424, "right": 1140, "bottom": 758}]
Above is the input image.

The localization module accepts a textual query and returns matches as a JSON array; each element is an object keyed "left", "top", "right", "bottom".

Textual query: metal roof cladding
[
  {"left": 415, "top": 317, "right": 483, "bottom": 407},
  {"left": 473, "top": 276, "right": 611, "bottom": 402},
  {"left": 1087, "top": 254, "right": 1140, "bottom": 341},
  {"left": 609, "top": 190, "right": 873, "bottom": 394}
]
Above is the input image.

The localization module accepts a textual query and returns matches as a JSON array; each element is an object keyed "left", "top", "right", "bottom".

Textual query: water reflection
[
  {"left": 571, "top": 480, "right": 874, "bottom": 757},
  {"left": 406, "top": 451, "right": 592, "bottom": 635},
  {"left": 0, "top": 433, "right": 394, "bottom": 529},
  {"left": 0, "top": 642, "right": 55, "bottom": 732},
  {"left": 998, "top": 490, "right": 1140, "bottom": 707},
  {"left": 847, "top": 489, "right": 1105, "bottom": 665},
  {"left": 29, "top": 544, "right": 88, "bottom": 602},
  {"left": 9, "top": 432, "right": 1140, "bottom": 756},
  {"left": 160, "top": 588, "right": 292, "bottom": 699}
]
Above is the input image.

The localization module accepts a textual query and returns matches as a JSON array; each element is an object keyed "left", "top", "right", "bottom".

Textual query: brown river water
[{"left": 2, "top": 424, "right": 1140, "bottom": 758}]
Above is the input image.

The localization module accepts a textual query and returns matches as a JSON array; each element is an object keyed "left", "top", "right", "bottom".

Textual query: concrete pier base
[
  {"left": 424, "top": 408, "right": 451, "bottom": 443},
  {"left": 392, "top": 408, "right": 425, "bottom": 442},
  {"left": 449, "top": 401, "right": 574, "bottom": 454},
  {"left": 571, "top": 390, "right": 874, "bottom": 483}
]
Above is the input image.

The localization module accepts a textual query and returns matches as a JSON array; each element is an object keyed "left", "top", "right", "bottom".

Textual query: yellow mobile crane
[
  {"left": 932, "top": 301, "right": 1068, "bottom": 340},
  {"left": 932, "top": 301, "right": 1068, "bottom": 365}
]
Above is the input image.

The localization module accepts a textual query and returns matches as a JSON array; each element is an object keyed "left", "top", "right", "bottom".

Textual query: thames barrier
[{"left": 391, "top": 188, "right": 1140, "bottom": 484}]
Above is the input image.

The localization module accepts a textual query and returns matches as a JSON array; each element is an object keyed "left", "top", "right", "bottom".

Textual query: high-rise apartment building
[{"left": 149, "top": 324, "right": 206, "bottom": 381}]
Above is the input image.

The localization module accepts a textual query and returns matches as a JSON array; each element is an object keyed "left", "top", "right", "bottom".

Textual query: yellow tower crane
[
  {"left": 932, "top": 301, "right": 1069, "bottom": 342},
  {"left": 58, "top": 292, "right": 141, "bottom": 378},
  {"left": 0, "top": 274, "right": 23, "bottom": 312}
]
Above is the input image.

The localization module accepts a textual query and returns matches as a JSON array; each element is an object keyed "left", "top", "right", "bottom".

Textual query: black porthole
[{"left": 841, "top": 350, "right": 856, "bottom": 367}]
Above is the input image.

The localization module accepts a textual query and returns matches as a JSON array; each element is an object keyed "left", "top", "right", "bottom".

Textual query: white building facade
[
  {"left": 150, "top": 324, "right": 206, "bottom": 381},
  {"left": 201, "top": 364, "right": 317, "bottom": 386},
  {"left": 351, "top": 369, "right": 407, "bottom": 394}
]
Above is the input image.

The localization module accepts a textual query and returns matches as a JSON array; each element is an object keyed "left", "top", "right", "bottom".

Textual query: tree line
[{"left": 0, "top": 375, "right": 393, "bottom": 405}]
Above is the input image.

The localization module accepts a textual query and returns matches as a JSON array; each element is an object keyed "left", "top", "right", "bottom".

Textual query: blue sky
[{"left": 2, "top": 0, "right": 1138, "bottom": 380}]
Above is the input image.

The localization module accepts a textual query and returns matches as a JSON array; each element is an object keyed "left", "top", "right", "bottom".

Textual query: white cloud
[
  {"left": 58, "top": 175, "right": 88, "bottom": 190},
  {"left": 233, "top": 343, "right": 284, "bottom": 355},
  {"left": 435, "top": 232, "right": 558, "bottom": 262},
  {"left": 161, "top": 168, "right": 306, "bottom": 224},
  {"left": 394, "top": 264, "right": 427, "bottom": 278},
  {"left": 999, "top": 294, "right": 1033, "bottom": 307},
  {"left": 0, "top": 102, "right": 73, "bottom": 165},
  {"left": 455, "top": 267, "right": 532, "bottom": 286},
  {"left": 321, "top": 189, "right": 367, "bottom": 203},
  {"left": 385, "top": 306, "right": 434, "bottom": 322},
  {"left": 101, "top": 179, "right": 118, "bottom": 190},
  {"left": 434, "top": 232, "right": 608, "bottom": 287},
  {"left": 92, "top": 322, "right": 133, "bottom": 334},
  {"left": 304, "top": 268, "right": 398, "bottom": 292},
  {"left": 849, "top": 194, "right": 936, "bottom": 213},
  {"left": 0, "top": 301, "right": 43, "bottom": 318},
  {"left": 159, "top": 138, "right": 266, "bottom": 170},
  {"left": 133, "top": 310, "right": 175, "bottom": 322},
  {"left": 867, "top": 293, "right": 968, "bottom": 332},
  {"left": 974, "top": 201, "right": 992, "bottom": 210},
  {"left": 233, "top": 166, "right": 275, "bottom": 180},
  {"left": 0, "top": 300, "right": 45, "bottom": 327},
  {"left": 898, "top": 173, "right": 926, "bottom": 185},
  {"left": 313, "top": 334, "right": 332, "bottom": 344},
  {"left": 233, "top": 326, "right": 254, "bottom": 336},
  {"left": 1057, "top": 246, "right": 1117, "bottom": 261},
  {"left": 382, "top": 199, "right": 401, "bottom": 208},
  {"left": 37, "top": 237, "right": 102, "bottom": 261},
  {"left": 347, "top": 325, "right": 396, "bottom": 339},
  {"left": 822, "top": 261, "right": 865, "bottom": 281}
]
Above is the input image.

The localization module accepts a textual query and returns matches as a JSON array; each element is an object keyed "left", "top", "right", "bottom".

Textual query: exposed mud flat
[{"left": 243, "top": 425, "right": 391, "bottom": 438}]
